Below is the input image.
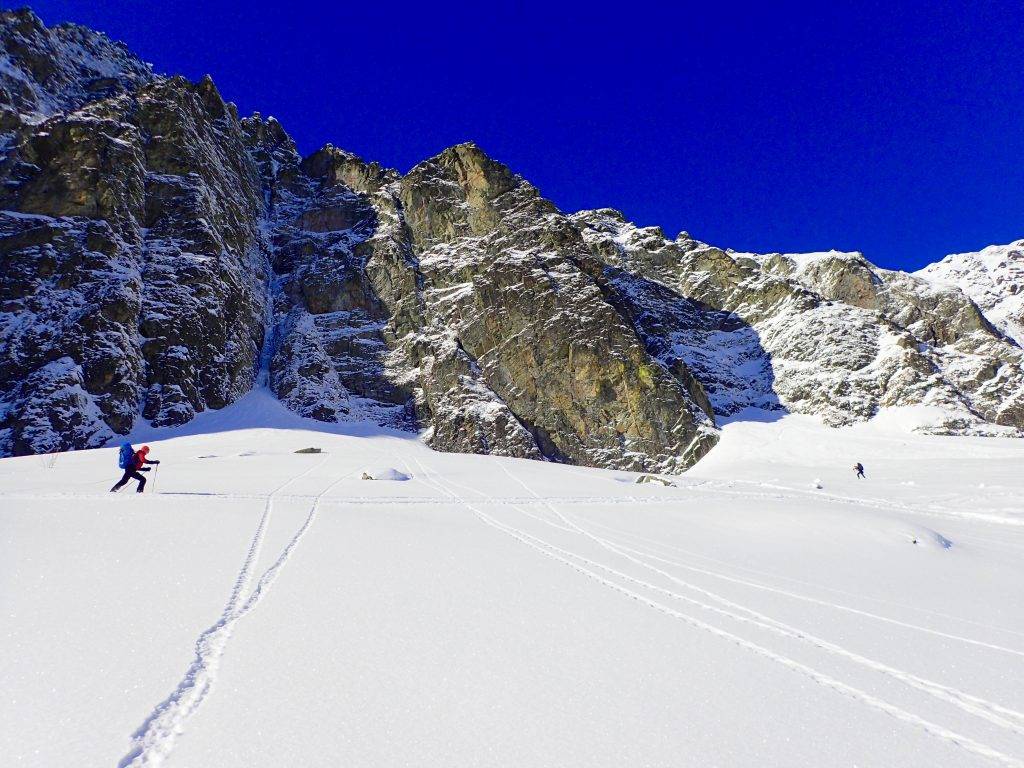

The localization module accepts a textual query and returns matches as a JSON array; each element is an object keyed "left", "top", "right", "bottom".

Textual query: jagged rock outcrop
[
  {"left": 1, "top": 9, "right": 1021, "bottom": 464},
  {"left": 397, "top": 144, "right": 717, "bottom": 469},
  {"left": 241, "top": 131, "right": 718, "bottom": 470},
  {"left": 916, "top": 241, "right": 1024, "bottom": 347},
  {"left": 0, "top": 7, "right": 150, "bottom": 126},
  {"left": 573, "top": 210, "right": 1024, "bottom": 433}
]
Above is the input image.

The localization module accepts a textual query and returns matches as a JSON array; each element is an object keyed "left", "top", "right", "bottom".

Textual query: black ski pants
[{"left": 112, "top": 469, "right": 147, "bottom": 492}]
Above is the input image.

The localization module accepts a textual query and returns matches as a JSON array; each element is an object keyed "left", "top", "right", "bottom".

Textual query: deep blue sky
[{"left": 25, "top": 0, "right": 1024, "bottom": 269}]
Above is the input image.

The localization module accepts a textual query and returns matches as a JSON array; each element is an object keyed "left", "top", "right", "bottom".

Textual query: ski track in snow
[
  {"left": 494, "top": 463, "right": 1024, "bottom": 742},
  {"left": 607, "top": 536, "right": 1024, "bottom": 657},
  {"left": 428, "top": 462, "right": 1024, "bottom": 667},
  {"left": 3, "top": 481, "right": 1020, "bottom": 531},
  {"left": 116, "top": 454, "right": 355, "bottom": 768},
  {"left": 435, "top": 470, "right": 1024, "bottom": 657},
  {"left": 405, "top": 456, "right": 1024, "bottom": 768},
  {"left": 549, "top": 463, "right": 1024, "bottom": 529},
  {"left": 689, "top": 479, "right": 1024, "bottom": 528},
  {"left": 431, "top": 465, "right": 1024, "bottom": 655},
  {"left": 578, "top": 516, "right": 1024, "bottom": 639},
  {"left": 563, "top": 523, "right": 1024, "bottom": 737}
]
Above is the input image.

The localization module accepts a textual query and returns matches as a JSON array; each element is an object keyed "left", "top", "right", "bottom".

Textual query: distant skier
[
  {"left": 111, "top": 444, "right": 160, "bottom": 493},
  {"left": 854, "top": 462, "right": 865, "bottom": 479}
]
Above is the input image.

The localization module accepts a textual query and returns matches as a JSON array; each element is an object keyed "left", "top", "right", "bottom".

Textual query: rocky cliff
[
  {"left": 1, "top": 9, "right": 1021, "bottom": 467},
  {"left": 916, "top": 241, "right": 1024, "bottom": 347},
  {"left": 574, "top": 211, "right": 1024, "bottom": 432}
]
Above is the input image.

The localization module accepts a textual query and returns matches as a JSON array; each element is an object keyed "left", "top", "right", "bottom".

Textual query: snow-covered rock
[
  {"left": 1, "top": 11, "right": 1022, "bottom": 467},
  {"left": 574, "top": 210, "right": 1024, "bottom": 435},
  {"left": 0, "top": 65, "right": 268, "bottom": 454},
  {"left": 0, "top": 8, "right": 151, "bottom": 124},
  {"left": 916, "top": 240, "right": 1024, "bottom": 346},
  {"left": 360, "top": 467, "right": 410, "bottom": 481}
]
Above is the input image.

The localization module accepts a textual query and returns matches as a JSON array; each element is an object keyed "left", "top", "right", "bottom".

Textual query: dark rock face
[
  {"left": 1, "top": 10, "right": 1021, "bottom": 463},
  {"left": 1, "top": 12, "right": 267, "bottom": 453}
]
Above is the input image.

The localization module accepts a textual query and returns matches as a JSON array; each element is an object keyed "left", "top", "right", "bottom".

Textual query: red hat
[{"left": 140, "top": 445, "right": 150, "bottom": 454}]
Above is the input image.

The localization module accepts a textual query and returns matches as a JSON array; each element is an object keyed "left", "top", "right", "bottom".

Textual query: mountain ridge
[{"left": 1, "top": 7, "right": 1022, "bottom": 467}]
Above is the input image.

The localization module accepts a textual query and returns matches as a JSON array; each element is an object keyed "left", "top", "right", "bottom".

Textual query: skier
[
  {"left": 854, "top": 462, "right": 865, "bottom": 479},
  {"left": 111, "top": 444, "right": 160, "bottom": 493}
]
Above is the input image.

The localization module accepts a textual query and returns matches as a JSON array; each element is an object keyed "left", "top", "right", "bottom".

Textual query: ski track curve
[
  {"left": 692, "top": 478, "right": 1024, "bottom": 528},
  {"left": 116, "top": 454, "right": 355, "bottom": 768},
  {"left": 437, "top": 467, "right": 1024, "bottom": 657},
  {"left": 494, "top": 462, "right": 1024, "bottom": 739},
  {"left": 423, "top": 475, "right": 1024, "bottom": 643},
  {"left": 406, "top": 457, "right": 1023, "bottom": 767},
  {"left": 602, "top": 536, "right": 1024, "bottom": 657},
  {"left": 580, "top": 515, "right": 1024, "bottom": 640}
]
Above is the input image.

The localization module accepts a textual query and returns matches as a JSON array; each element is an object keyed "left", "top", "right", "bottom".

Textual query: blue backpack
[{"left": 118, "top": 443, "right": 134, "bottom": 469}]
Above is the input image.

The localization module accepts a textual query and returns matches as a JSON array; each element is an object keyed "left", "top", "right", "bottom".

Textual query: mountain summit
[{"left": 1, "top": 9, "right": 1022, "bottom": 466}]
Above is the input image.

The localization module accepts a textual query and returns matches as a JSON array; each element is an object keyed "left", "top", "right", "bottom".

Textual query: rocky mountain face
[
  {"left": 245, "top": 133, "right": 718, "bottom": 471},
  {"left": 574, "top": 212, "right": 1024, "bottom": 433},
  {"left": 916, "top": 241, "right": 1024, "bottom": 347},
  {"left": 0, "top": 7, "right": 151, "bottom": 126},
  {"left": 0, "top": 9, "right": 268, "bottom": 457},
  {"left": 1, "top": 9, "right": 1021, "bottom": 467}
]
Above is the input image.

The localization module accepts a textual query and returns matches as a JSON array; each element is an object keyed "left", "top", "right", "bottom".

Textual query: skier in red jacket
[{"left": 111, "top": 445, "right": 160, "bottom": 493}]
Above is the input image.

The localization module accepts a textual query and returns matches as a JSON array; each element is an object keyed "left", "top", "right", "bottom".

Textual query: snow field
[{"left": 1, "top": 405, "right": 1023, "bottom": 766}]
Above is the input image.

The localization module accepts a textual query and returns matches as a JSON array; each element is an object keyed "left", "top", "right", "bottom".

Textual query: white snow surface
[{"left": 2, "top": 392, "right": 1023, "bottom": 767}]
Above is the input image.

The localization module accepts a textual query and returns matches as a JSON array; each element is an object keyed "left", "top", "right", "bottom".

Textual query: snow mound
[{"left": 360, "top": 467, "right": 410, "bottom": 481}]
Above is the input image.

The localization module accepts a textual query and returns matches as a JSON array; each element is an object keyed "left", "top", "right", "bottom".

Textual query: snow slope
[{"left": 2, "top": 394, "right": 1023, "bottom": 767}]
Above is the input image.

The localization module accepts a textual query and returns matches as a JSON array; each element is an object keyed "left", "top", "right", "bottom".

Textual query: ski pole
[{"left": 152, "top": 463, "right": 159, "bottom": 494}]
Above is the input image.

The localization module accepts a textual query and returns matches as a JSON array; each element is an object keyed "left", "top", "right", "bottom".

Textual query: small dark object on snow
[
  {"left": 854, "top": 462, "right": 865, "bottom": 478},
  {"left": 295, "top": 447, "right": 322, "bottom": 454},
  {"left": 912, "top": 537, "right": 918, "bottom": 545},
  {"left": 111, "top": 444, "right": 161, "bottom": 493}
]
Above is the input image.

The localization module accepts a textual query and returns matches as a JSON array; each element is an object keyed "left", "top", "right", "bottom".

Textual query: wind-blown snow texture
[{"left": 1, "top": 8, "right": 1022, "bottom": 470}]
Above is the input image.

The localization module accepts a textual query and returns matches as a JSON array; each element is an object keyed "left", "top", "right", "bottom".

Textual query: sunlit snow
[{"left": 2, "top": 393, "right": 1022, "bottom": 767}]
